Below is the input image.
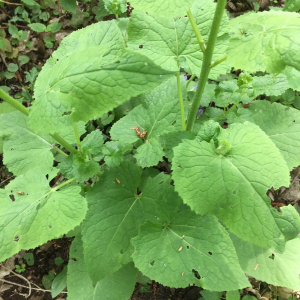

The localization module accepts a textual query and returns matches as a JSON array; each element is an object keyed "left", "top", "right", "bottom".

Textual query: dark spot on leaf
[
  {"left": 36, "top": 204, "right": 40, "bottom": 211},
  {"left": 71, "top": 258, "right": 77, "bottom": 261},
  {"left": 120, "top": 249, "right": 123, "bottom": 254},
  {"left": 150, "top": 260, "right": 155, "bottom": 266},
  {"left": 49, "top": 225, "right": 52, "bottom": 229},
  {"left": 233, "top": 190, "right": 236, "bottom": 194},
  {"left": 14, "top": 236, "right": 19, "bottom": 242},
  {"left": 9, "top": 194, "right": 15, "bottom": 202},
  {"left": 139, "top": 45, "right": 143, "bottom": 49},
  {"left": 11, "top": 148, "right": 13, "bottom": 150},
  {"left": 269, "top": 253, "right": 275, "bottom": 260},
  {"left": 192, "top": 269, "right": 201, "bottom": 279},
  {"left": 162, "top": 226, "right": 165, "bottom": 229},
  {"left": 187, "top": 246, "right": 189, "bottom": 249},
  {"left": 293, "top": 120, "right": 295, "bottom": 122},
  {"left": 208, "top": 252, "right": 212, "bottom": 255},
  {"left": 172, "top": 120, "right": 176, "bottom": 125},
  {"left": 178, "top": 165, "right": 182, "bottom": 168}
]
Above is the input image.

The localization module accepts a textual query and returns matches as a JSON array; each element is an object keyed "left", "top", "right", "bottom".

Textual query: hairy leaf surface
[
  {"left": 111, "top": 77, "right": 186, "bottom": 167},
  {"left": 127, "top": 1, "right": 230, "bottom": 79},
  {"left": 231, "top": 234, "right": 300, "bottom": 289},
  {"left": 228, "top": 101, "right": 300, "bottom": 170},
  {"left": 0, "top": 111, "right": 53, "bottom": 175},
  {"left": 132, "top": 188, "right": 248, "bottom": 290},
  {"left": 30, "top": 18, "right": 174, "bottom": 134},
  {"left": 129, "top": 0, "right": 196, "bottom": 17},
  {"left": 172, "top": 122, "right": 296, "bottom": 250},
  {"left": 0, "top": 168, "right": 87, "bottom": 262},
  {"left": 67, "top": 236, "right": 137, "bottom": 300},
  {"left": 82, "top": 161, "right": 172, "bottom": 283},
  {"left": 228, "top": 11, "right": 300, "bottom": 73}
]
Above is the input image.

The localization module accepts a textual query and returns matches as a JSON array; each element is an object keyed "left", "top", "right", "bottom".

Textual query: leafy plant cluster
[{"left": 1, "top": 0, "right": 300, "bottom": 299}]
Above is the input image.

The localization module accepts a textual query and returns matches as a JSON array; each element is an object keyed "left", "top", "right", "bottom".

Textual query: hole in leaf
[
  {"left": 9, "top": 194, "right": 15, "bottom": 202},
  {"left": 14, "top": 236, "right": 19, "bottom": 242},
  {"left": 187, "top": 246, "right": 189, "bottom": 249},
  {"left": 49, "top": 225, "right": 52, "bottom": 229},
  {"left": 208, "top": 252, "right": 212, "bottom": 255},
  {"left": 293, "top": 120, "right": 295, "bottom": 123},
  {"left": 120, "top": 249, "right": 124, "bottom": 254},
  {"left": 150, "top": 260, "right": 155, "bottom": 266},
  {"left": 71, "top": 258, "right": 77, "bottom": 262},
  {"left": 139, "top": 45, "right": 143, "bottom": 49},
  {"left": 269, "top": 253, "right": 275, "bottom": 260},
  {"left": 232, "top": 190, "right": 236, "bottom": 194},
  {"left": 192, "top": 269, "right": 201, "bottom": 279}
]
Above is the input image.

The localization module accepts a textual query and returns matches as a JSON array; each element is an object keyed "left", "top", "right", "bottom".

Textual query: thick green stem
[
  {"left": 0, "top": 88, "right": 29, "bottom": 116},
  {"left": 73, "top": 122, "right": 82, "bottom": 152},
  {"left": 187, "top": 9, "right": 206, "bottom": 54},
  {"left": 186, "top": 0, "right": 227, "bottom": 131},
  {"left": 177, "top": 72, "right": 186, "bottom": 130},
  {"left": 186, "top": 74, "right": 196, "bottom": 89},
  {"left": 50, "top": 133, "right": 77, "bottom": 154},
  {"left": 51, "top": 178, "right": 76, "bottom": 192}
]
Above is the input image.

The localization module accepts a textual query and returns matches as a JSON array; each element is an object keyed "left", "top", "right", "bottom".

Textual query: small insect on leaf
[
  {"left": 115, "top": 178, "right": 120, "bottom": 184},
  {"left": 16, "top": 191, "right": 24, "bottom": 195},
  {"left": 181, "top": 272, "right": 184, "bottom": 276},
  {"left": 254, "top": 264, "right": 259, "bottom": 270},
  {"left": 178, "top": 246, "right": 183, "bottom": 252}
]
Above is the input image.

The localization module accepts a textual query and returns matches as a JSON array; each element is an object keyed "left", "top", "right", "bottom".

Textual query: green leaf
[
  {"left": 55, "top": 257, "right": 64, "bottom": 266},
  {"left": 46, "top": 22, "right": 62, "bottom": 33},
  {"left": 172, "top": 122, "right": 297, "bottom": 251},
  {"left": 28, "top": 23, "right": 47, "bottom": 32},
  {"left": 283, "top": 66, "right": 300, "bottom": 91},
  {"left": 67, "top": 236, "right": 138, "bottom": 300},
  {"left": 24, "top": 253, "right": 34, "bottom": 266},
  {"left": 59, "top": 153, "right": 100, "bottom": 182},
  {"left": 7, "top": 63, "right": 18, "bottom": 72},
  {"left": 132, "top": 189, "right": 249, "bottom": 290},
  {"left": 197, "top": 120, "right": 220, "bottom": 143},
  {"left": 82, "top": 162, "right": 174, "bottom": 283},
  {"left": 95, "top": 1, "right": 110, "bottom": 19},
  {"left": 81, "top": 130, "right": 104, "bottom": 155},
  {"left": 29, "top": 47, "right": 174, "bottom": 134},
  {"left": 127, "top": 2, "right": 230, "bottom": 79},
  {"left": 228, "top": 101, "right": 300, "bottom": 170},
  {"left": 228, "top": 11, "right": 300, "bottom": 73},
  {"left": 51, "top": 266, "right": 67, "bottom": 298},
  {"left": 283, "top": 0, "right": 300, "bottom": 12},
  {"left": 102, "top": 141, "right": 124, "bottom": 167},
  {"left": 0, "top": 111, "right": 54, "bottom": 176},
  {"left": 129, "top": 0, "right": 196, "bottom": 17},
  {"left": 0, "top": 167, "right": 87, "bottom": 262},
  {"left": 111, "top": 76, "right": 185, "bottom": 167},
  {"left": 22, "top": 0, "right": 37, "bottom": 5},
  {"left": 160, "top": 130, "right": 196, "bottom": 161},
  {"left": 201, "top": 291, "right": 222, "bottom": 300},
  {"left": 226, "top": 290, "right": 240, "bottom": 300},
  {"left": 214, "top": 80, "right": 243, "bottom": 107},
  {"left": 18, "top": 55, "right": 30, "bottom": 66},
  {"left": 231, "top": 234, "right": 300, "bottom": 290},
  {"left": 103, "top": 0, "right": 127, "bottom": 15},
  {"left": 251, "top": 74, "right": 289, "bottom": 97},
  {"left": 60, "top": 0, "right": 77, "bottom": 13}
]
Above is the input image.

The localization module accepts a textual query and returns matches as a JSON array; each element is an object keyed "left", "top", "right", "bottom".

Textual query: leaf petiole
[
  {"left": 177, "top": 72, "right": 186, "bottom": 130},
  {"left": 51, "top": 178, "right": 76, "bottom": 192},
  {"left": 73, "top": 122, "right": 82, "bottom": 152}
]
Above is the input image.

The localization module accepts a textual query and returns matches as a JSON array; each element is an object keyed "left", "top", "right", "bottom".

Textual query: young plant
[{"left": 1, "top": 0, "right": 300, "bottom": 299}]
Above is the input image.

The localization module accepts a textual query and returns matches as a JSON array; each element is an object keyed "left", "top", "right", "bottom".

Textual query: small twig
[
  {"left": 1, "top": 264, "right": 32, "bottom": 297},
  {"left": 0, "top": 278, "right": 68, "bottom": 294},
  {"left": 0, "top": 0, "right": 21, "bottom": 5},
  {"left": 3, "top": 22, "right": 29, "bottom": 28},
  {"left": 0, "top": 176, "right": 13, "bottom": 187},
  {"left": 0, "top": 8, "right": 11, "bottom": 18}
]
